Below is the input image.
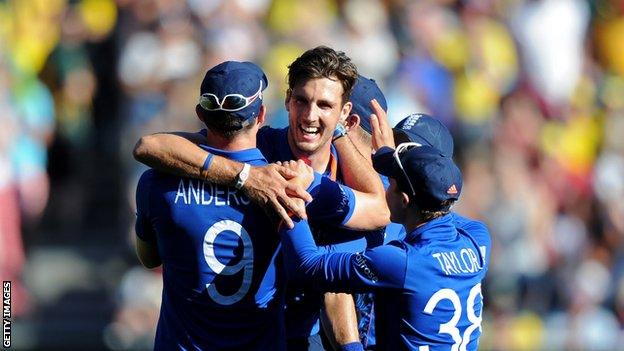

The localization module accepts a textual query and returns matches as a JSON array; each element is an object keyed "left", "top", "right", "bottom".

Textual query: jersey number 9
[{"left": 203, "top": 220, "right": 254, "bottom": 305}]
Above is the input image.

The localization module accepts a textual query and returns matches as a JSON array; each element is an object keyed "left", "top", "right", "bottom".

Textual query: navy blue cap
[
  {"left": 199, "top": 61, "right": 268, "bottom": 121},
  {"left": 373, "top": 144, "right": 462, "bottom": 210},
  {"left": 350, "top": 75, "right": 387, "bottom": 134},
  {"left": 393, "top": 114, "right": 454, "bottom": 157}
]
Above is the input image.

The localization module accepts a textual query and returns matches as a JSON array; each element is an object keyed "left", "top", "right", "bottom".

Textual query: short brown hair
[
  {"left": 415, "top": 199, "right": 456, "bottom": 222},
  {"left": 287, "top": 46, "right": 358, "bottom": 103},
  {"left": 198, "top": 108, "right": 255, "bottom": 138}
]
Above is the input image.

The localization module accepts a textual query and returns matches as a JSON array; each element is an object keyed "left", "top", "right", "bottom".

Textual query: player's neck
[
  {"left": 205, "top": 130, "right": 256, "bottom": 151},
  {"left": 290, "top": 144, "right": 331, "bottom": 173},
  {"left": 403, "top": 210, "right": 426, "bottom": 234}
]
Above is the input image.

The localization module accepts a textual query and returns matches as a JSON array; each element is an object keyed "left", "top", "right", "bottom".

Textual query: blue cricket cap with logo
[
  {"left": 393, "top": 114, "right": 454, "bottom": 157},
  {"left": 372, "top": 144, "right": 462, "bottom": 210},
  {"left": 199, "top": 61, "right": 268, "bottom": 122},
  {"left": 350, "top": 75, "right": 387, "bottom": 135}
]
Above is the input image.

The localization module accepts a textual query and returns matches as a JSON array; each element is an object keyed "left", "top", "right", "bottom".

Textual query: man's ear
[
  {"left": 344, "top": 114, "right": 360, "bottom": 132},
  {"left": 196, "top": 105, "right": 207, "bottom": 124},
  {"left": 285, "top": 88, "right": 291, "bottom": 112},
  {"left": 257, "top": 105, "right": 266, "bottom": 126},
  {"left": 401, "top": 192, "right": 410, "bottom": 209},
  {"left": 340, "top": 101, "right": 352, "bottom": 122}
]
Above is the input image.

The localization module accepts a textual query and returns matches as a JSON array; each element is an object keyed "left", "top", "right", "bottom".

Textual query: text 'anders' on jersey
[{"left": 174, "top": 178, "right": 251, "bottom": 206}]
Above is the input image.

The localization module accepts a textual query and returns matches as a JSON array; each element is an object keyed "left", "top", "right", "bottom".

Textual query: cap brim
[
  {"left": 372, "top": 146, "right": 400, "bottom": 178},
  {"left": 392, "top": 129, "right": 412, "bottom": 145},
  {"left": 392, "top": 128, "right": 432, "bottom": 148}
]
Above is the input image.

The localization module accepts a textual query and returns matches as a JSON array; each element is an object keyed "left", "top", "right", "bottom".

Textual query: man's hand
[
  {"left": 243, "top": 164, "right": 312, "bottom": 229},
  {"left": 370, "top": 98, "right": 395, "bottom": 151},
  {"left": 275, "top": 160, "right": 314, "bottom": 218},
  {"left": 280, "top": 160, "right": 315, "bottom": 190}
]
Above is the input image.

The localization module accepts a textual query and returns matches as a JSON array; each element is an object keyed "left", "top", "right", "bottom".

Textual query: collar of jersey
[
  {"left": 406, "top": 213, "right": 457, "bottom": 243},
  {"left": 199, "top": 144, "right": 267, "bottom": 163}
]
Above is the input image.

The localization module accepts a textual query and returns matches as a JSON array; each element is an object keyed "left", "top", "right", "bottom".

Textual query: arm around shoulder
[
  {"left": 132, "top": 132, "right": 311, "bottom": 227},
  {"left": 133, "top": 132, "right": 211, "bottom": 179}
]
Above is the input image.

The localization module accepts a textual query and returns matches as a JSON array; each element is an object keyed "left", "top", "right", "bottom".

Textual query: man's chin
[
  {"left": 291, "top": 133, "right": 332, "bottom": 156},
  {"left": 292, "top": 141, "right": 320, "bottom": 155}
]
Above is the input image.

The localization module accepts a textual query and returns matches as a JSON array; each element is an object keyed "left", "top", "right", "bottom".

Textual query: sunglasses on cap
[
  {"left": 393, "top": 142, "right": 422, "bottom": 197},
  {"left": 199, "top": 80, "right": 263, "bottom": 112}
]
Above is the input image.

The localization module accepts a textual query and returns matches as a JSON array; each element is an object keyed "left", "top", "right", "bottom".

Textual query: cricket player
[
  {"left": 343, "top": 95, "right": 479, "bottom": 349},
  {"left": 388, "top": 113, "right": 488, "bottom": 273},
  {"left": 280, "top": 143, "right": 491, "bottom": 351},
  {"left": 135, "top": 61, "right": 292, "bottom": 350}
]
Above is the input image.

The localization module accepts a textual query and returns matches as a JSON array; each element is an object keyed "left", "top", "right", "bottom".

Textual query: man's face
[
  {"left": 286, "top": 77, "right": 351, "bottom": 157},
  {"left": 386, "top": 178, "right": 407, "bottom": 223}
]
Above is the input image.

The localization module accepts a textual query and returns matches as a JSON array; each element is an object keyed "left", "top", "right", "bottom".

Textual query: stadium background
[{"left": 1, "top": 0, "right": 623, "bottom": 349}]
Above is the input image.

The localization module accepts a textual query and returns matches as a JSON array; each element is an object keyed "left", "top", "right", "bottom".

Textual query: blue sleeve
[
  {"left": 306, "top": 174, "right": 356, "bottom": 226},
  {"left": 280, "top": 219, "right": 406, "bottom": 293},
  {"left": 135, "top": 170, "right": 157, "bottom": 242}
]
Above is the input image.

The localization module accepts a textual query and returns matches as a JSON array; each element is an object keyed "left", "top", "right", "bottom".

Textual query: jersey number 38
[{"left": 420, "top": 283, "right": 483, "bottom": 351}]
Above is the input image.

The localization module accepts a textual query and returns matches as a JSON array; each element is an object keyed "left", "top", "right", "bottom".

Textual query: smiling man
[{"left": 285, "top": 56, "right": 350, "bottom": 167}]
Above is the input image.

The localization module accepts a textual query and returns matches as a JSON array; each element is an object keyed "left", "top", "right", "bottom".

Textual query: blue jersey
[
  {"left": 257, "top": 126, "right": 382, "bottom": 339},
  {"left": 281, "top": 214, "right": 491, "bottom": 351},
  {"left": 135, "top": 147, "right": 287, "bottom": 351},
  {"left": 358, "top": 212, "right": 481, "bottom": 348}
]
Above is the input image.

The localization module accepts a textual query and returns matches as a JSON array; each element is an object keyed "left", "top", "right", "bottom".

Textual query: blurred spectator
[
  {"left": 337, "top": 0, "right": 399, "bottom": 81},
  {"left": 103, "top": 266, "right": 162, "bottom": 350},
  {"left": 511, "top": 0, "right": 590, "bottom": 115},
  {"left": 0, "top": 58, "right": 30, "bottom": 317}
]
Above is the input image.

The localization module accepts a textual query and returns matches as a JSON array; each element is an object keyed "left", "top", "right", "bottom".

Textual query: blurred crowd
[
  {"left": 0, "top": 0, "right": 113, "bottom": 320},
  {"left": 2, "top": 0, "right": 624, "bottom": 349}
]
